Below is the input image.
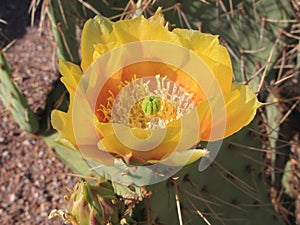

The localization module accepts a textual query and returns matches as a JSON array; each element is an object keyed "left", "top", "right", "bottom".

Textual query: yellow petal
[
  {"left": 109, "top": 16, "right": 173, "bottom": 43},
  {"left": 154, "top": 149, "right": 209, "bottom": 166},
  {"left": 81, "top": 16, "right": 113, "bottom": 71},
  {"left": 59, "top": 59, "right": 82, "bottom": 94},
  {"left": 52, "top": 60, "right": 83, "bottom": 148},
  {"left": 96, "top": 125, "right": 198, "bottom": 165},
  {"left": 173, "top": 29, "right": 233, "bottom": 94},
  {"left": 173, "top": 29, "right": 219, "bottom": 55},
  {"left": 195, "top": 84, "right": 262, "bottom": 141},
  {"left": 148, "top": 7, "right": 166, "bottom": 26},
  {"left": 92, "top": 15, "right": 178, "bottom": 59},
  {"left": 51, "top": 95, "right": 102, "bottom": 150},
  {"left": 51, "top": 109, "right": 114, "bottom": 165},
  {"left": 51, "top": 109, "right": 77, "bottom": 148}
]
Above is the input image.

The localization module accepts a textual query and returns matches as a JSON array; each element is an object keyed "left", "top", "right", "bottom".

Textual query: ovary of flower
[{"left": 142, "top": 96, "right": 161, "bottom": 115}]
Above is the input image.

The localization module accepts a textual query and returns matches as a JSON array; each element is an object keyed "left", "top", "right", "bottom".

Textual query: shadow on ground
[{"left": 0, "top": 0, "right": 40, "bottom": 47}]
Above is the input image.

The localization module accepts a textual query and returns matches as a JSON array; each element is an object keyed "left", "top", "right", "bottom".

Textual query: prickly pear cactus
[
  {"left": 46, "top": 0, "right": 80, "bottom": 63},
  {"left": 133, "top": 121, "right": 286, "bottom": 225},
  {"left": 0, "top": 53, "right": 39, "bottom": 133},
  {"left": 1, "top": 0, "right": 296, "bottom": 224}
]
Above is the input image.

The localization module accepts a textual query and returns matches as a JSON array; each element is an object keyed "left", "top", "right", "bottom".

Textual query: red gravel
[{"left": 0, "top": 22, "right": 77, "bottom": 225}]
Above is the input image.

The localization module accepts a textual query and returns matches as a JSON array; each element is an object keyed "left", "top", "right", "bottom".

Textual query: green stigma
[{"left": 142, "top": 96, "right": 161, "bottom": 115}]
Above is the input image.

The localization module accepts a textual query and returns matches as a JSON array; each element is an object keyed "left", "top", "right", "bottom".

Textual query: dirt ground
[{"left": 0, "top": 1, "right": 77, "bottom": 224}]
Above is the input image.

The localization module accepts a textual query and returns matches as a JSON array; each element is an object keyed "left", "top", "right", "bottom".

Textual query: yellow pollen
[
  {"left": 129, "top": 97, "right": 178, "bottom": 129},
  {"left": 97, "top": 75, "right": 194, "bottom": 129}
]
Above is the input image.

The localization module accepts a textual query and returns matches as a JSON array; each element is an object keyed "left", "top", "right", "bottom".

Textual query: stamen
[
  {"left": 153, "top": 75, "right": 194, "bottom": 118},
  {"left": 97, "top": 74, "right": 195, "bottom": 129}
]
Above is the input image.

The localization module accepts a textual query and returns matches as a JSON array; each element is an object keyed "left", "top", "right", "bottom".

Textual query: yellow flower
[{"left": 51, "top": 9, "right": 261, "bottom": 167}]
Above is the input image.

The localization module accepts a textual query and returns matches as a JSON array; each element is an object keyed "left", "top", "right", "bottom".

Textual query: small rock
[
  {"left": 9, "top": 194, "right": 16, "bottom": 203},
  {"left": 22, "top": 140, "right": 31, "bottom": 146},
  {"left": 0, "top": 137, "right": 5, "bottom": 143}
]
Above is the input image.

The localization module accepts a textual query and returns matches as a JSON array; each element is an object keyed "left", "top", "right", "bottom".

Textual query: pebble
[
  {"left": 9, "top": 194, "right": 16, "bottom": 203},
  {"left": 0, "top": 24, "right": 77, "bottom": 225}
]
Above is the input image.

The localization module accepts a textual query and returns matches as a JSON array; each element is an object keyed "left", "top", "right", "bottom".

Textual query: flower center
[
  {"left": 98, "top": 75, "right": 195, "bottom": 129},
  {"left": 128, "top": 96, "right": 178, "bottom": 129}
]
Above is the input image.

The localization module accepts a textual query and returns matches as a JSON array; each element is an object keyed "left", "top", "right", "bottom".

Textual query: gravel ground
[
  {"left": 0, "top": 3, "right": 77, "bottom": 224},
  {"left": 0, "top": 107, "right": 75, "bottom": 225}
]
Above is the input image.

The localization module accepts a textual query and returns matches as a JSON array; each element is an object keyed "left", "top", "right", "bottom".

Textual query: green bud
[
  {"left": 54, "top": 180, "right": 124, "bottom": 225},
  {"left": 142, "top": 96, "right": 161, "bottom": 115}
]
